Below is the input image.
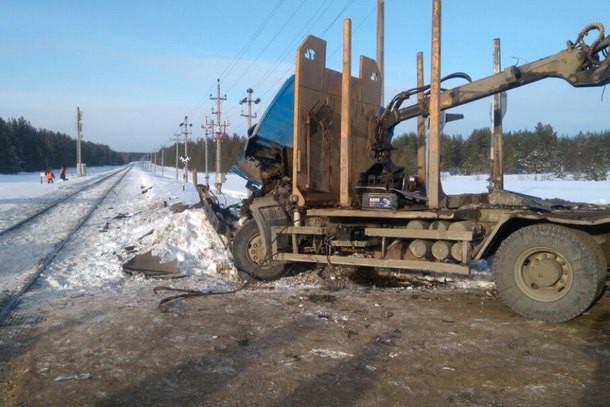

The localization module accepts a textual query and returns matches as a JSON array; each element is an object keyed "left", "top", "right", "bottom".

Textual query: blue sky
[{"left": 1, "top": 0, "right": 609, "bottom": 152}]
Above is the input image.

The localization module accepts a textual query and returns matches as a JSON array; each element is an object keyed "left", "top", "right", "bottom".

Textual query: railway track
[{"left": 0, "top": 165, "right": 133, "bottom": 324}]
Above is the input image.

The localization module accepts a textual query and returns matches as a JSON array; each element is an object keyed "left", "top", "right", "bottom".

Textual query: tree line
[
  {"left": 393, "top": 122, "right": 610, "bottom": 181},
  {"left": 3, "top": 115, "right": 608, "bottom": 181},
  {"left": 0, "top": 117, "right": 131, "bottom": 173},
  {"left": 157, "top": 133, "right": 247, "bottom": 174}
]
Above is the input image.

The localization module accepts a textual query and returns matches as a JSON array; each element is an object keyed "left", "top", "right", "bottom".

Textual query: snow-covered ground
[
  {"left": 441, "top": 172, "right": 610, "bottom": 205},
  {"left": 0, "top": 164, "right": 249, "bottom": 296},
  {"left": 1, "top": 164, "right": 609, "bottom": 296}
]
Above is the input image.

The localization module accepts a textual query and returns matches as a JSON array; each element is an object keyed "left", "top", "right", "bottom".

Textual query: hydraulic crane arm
[{"left": 379, "top": 23, "right": 610, "bottom": 133}]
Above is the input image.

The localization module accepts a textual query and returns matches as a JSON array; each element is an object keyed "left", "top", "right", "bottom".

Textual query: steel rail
[
  {"left": 0, "top": 166, "right": 129, "bottom": 237},
  {"left": 0, "top": 165, "right": 133, "bottom": 325}
]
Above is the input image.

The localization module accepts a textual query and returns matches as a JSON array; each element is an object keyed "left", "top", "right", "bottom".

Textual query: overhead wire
[
  {"left": 254, "top": 0, "right": 357, "bottom": 108},
  {"left": 253, "top": 0, "right": 335, "bottom": 94},
  {"left": 219, "top": 0, "right": 312, "bottom": 125},
  {"left": 223, "top": 0, "right": 308, "bottom": 96},
  {"left": 327, "top": 3, "right": 376, "bottom": 61},
  {"left": 232, "top": 0, "right": 345, "bottom": 122},
  {"left": 264, "top": 0, "right": 371, "bottom": 96},
  {"left": 231, "top": 0, "right": 361, "bottom": 137},
  {"left": 217, "top": 0, "right": 287, "bottom": 82},
  {"left": 225, "top": 0, "right": 337, "bottom": 134},
  {"left": 188, "top": 0, "right": 364, "bottom": 138},
  {"left": 185, "top": 0, "right": 287, "bottom": 120}
]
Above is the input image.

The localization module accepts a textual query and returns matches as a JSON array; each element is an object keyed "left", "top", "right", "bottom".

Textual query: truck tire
[
  {"left": 493, "top": 224, "right": 605, "bottom": 322},
  {"left": 570, "top": 229, "right": 608, "bottom": 298},
  {"left": 231, "top": 220, "right": 286, "bottom": 280}
]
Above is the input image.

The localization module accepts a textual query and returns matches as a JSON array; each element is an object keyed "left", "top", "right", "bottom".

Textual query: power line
[
  {"left": 206, "top": 0, "right": 335, "bottom": 126},
  {"left": 327, "top": 3, "right": 376, "bottom": 61},
  {"left": 224, "top": 0, "right": 308, "bottom": 95},
  {"left": 320, "top": 0, "right": 354, "bottom": 38},
  {"left": 191, "top": 0, "right": 364, "bottom": 138},
  {"left": 253, "top": 0, "right": 355, "bottom": 104},
  {"left": 218, "top": 0, "right": 287, "bottom": 82},
  {"left": 186, "top": 0, "right": 286, "bottom": 119},
  {"left": 221, "top": 0, "right": 336, "bottom": 135},
  {"left": 252, "top": 0, "right": 334, "bottom": 92}
]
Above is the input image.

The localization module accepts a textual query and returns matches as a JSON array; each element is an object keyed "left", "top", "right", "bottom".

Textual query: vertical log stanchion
[
  {"left": 340, "top": 19, "right": 353, "bottom": 207},
  {"left": 428, "top": 0, "right": 442, "bottom": 208}
]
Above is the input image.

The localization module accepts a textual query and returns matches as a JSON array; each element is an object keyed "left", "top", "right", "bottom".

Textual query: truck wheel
[
  {"left": 493, "top": 224, "right": 605, "bottom": 322},
  {"left": 570, "top": 229, "right": 608, "bottom": 298},
  {"left": 231, "top": 220, "right": 286, "bottom": 280}
]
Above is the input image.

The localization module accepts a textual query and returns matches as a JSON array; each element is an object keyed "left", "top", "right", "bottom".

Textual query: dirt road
[{"left": 1, "top": 269, "right": 608, "bottom": 406}]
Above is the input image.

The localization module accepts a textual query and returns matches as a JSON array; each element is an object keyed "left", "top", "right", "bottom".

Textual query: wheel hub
[
  {"left": 247, "top": 234, "right": 266, "bottom": 265},
  {"left": 527, "top": 253, "right": 564, "bottom": 287},
  {"left": 516, "top": 249, "right": 573, "bottom": 302}
]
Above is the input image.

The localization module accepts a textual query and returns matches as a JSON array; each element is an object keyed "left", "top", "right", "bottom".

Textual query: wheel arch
[
  {"left": 478, "top": 216, "right": 610, "bottom": 264},
  {"left": 477, "top": 217, "right": 546, "bottom": 260},
  {"left": 249, "top": 196, "right": 292, "bottom": 259}
]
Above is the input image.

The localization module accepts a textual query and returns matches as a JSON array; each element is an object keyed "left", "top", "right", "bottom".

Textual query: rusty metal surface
[
  {"left": 490, "top": 38, "right": 504, "bottom": 189},
  {"left": 381, "top": 22, "right": 610, "bottom": 132},
  {"left": 535, "top": 208, "right": 610, "bottom": 225},
  {"left": 292, "top": 34, "right": 381, "bottom": 207}
]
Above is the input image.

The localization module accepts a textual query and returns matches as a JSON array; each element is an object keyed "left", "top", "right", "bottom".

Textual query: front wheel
[
  {"left": 493, "top": 224, "right": 606, "bottom": 322},
  {"left": 231, "top": 220, "right": 286, "bottom": 280}
]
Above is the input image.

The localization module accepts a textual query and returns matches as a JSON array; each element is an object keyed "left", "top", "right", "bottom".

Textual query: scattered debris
[
  {"left": 310, "top": 348, "right": 354, "bottom": 359},
  {"left": 307, "top": 293, "right": 337, "bottom": 303},
  {"left": 137, "top": 229, "right": 154, "bottom": 241},
  {"left": 54, "top": 373, "right": 92, "bottom": 382},
  {"left": 170, "top": 202, "right": 187, "bottom": 213},
  {"left": 122, "top": 250, "right": 185, "bottom": 279}
]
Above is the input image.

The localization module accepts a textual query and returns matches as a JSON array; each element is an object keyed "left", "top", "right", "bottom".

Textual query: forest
[
  {"left": 2, "top": 116, "right": 609, "bottom": 181},
  {"left": 161, "top": 122, "right": 609, "bottom": 181},
  {"left": 0, "top": 117, "right": 131, "bottom": 173},
  {"left": 156, "top": 133, "right": 248, "bottom": 175},
  {"left": 392, "top": 122, "right": 610, "bottom": 181}
]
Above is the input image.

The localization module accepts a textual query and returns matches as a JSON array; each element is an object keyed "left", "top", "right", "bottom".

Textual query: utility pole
[
  {"left": 161, "top": 148, "right": 164, "bottom": 177},
  {"left": 75, "top": 107, "right": 83, "bottom": 176},
  {"left": 210, "top": 79, "right": 228, "bottom": 194},
  {"left": 201, "top": 118, "right": 210, "bottom": 186},
  {"left": 179, "top": 116, "right": 192, "bottom": 191},
  {"left": 239, "top": 88, "right": 260, "bottom": 130},
  {"left": 170, "top": 133, "right": 181, "bottom": 180}
]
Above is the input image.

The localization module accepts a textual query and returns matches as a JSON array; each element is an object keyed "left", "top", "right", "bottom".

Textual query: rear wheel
[
  {"left": 231, "top": 220, "right": 286, "bottom": 280},
  {"left": 493, "top": 224, "right": 605, "bottom": 322}
]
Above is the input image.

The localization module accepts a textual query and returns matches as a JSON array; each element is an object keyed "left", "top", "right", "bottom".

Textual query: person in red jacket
[{"left": 46, "top": 169, "right": 55, "bottom": 184}]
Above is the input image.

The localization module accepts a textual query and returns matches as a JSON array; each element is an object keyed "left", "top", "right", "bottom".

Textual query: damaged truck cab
[{"left": 198, "top": 21, "right": 610, "bottom": 322}]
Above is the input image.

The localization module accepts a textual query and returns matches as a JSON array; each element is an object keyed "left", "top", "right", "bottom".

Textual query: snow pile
[{"left": 40, "top": 164, "right": 245, "bottom": 292}]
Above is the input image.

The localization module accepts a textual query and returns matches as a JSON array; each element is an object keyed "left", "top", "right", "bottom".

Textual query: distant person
[
  {"left": 60, "top": 165, "right": 67, "bottom": 181},
  {"left": 47, "top": 169, "right": 55, "bottom": 184}
]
